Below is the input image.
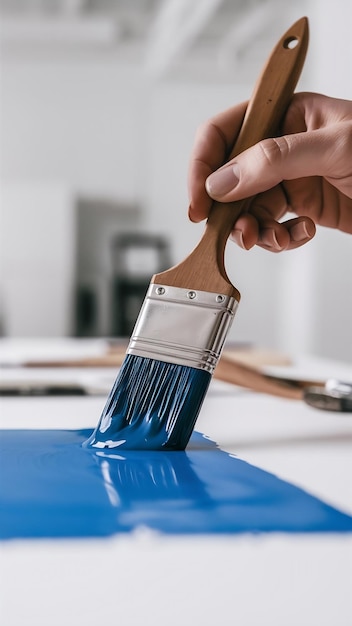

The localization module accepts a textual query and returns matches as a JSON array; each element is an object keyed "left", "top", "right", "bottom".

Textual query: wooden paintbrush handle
[
  {"left": 215, "top": 355, "right": 303, "bottom": 401},
  {"left": 154, "top": 17, "right": 309, "bottom": 296},
  {"left": 205, "top": 17, "right": 309, "bottom": 246}
]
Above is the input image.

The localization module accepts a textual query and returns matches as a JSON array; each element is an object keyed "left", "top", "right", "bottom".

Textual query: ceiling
[{"left": 0, "top": 0, "right": 309, "bottom": 80}]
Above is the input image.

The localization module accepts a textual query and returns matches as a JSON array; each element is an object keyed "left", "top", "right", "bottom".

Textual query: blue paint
[
  {"left": 85, "top": 355, "right": 211, "bottom": 451},
  {"left": 1, "top": 428, "right": 352, "bottom": 539}
]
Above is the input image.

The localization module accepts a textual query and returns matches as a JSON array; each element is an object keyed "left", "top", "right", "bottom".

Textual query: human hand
[{"left": 188, "top": 92, "right": 352, "bottom": 251}]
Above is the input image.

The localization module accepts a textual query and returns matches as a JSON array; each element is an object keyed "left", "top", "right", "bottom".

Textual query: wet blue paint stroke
[
  {"left": 84, "top": 355, "right": 212, "bottom": 451},
  {"left": 0, "top": 429, "right": 352, "bottom": 540}
]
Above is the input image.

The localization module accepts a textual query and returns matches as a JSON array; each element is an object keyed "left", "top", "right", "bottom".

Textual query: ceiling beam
[
  {"left": 144, "top": 0, "right": 225, "bottom": 78},
  {"left": 0, "top": 16, "right": 119, "bottom": 46},
  {"left": 217, "top": 2, "right": 274, "bottom": 73}
]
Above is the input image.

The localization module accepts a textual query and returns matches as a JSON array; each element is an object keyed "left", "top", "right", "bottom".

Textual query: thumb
[{"left": 205, "top": 128, "right": 336, "bottom": 202}]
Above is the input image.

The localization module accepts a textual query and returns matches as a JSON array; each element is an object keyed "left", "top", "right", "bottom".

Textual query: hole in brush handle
[{"left": 284, "top": 36, "right": 299, "bottom": 50}]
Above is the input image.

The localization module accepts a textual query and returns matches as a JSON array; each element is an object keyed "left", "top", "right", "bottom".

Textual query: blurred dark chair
[
  {"left": 75, "top": 284, "right": 97, "bottom": 337},
  {"left": 111, "top": 233, "right": 171, "bottom": 337}
]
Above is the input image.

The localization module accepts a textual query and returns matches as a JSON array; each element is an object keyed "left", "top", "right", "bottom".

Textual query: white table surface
[{"left": 0, "top": 339, "right": 351, "bottom": 626}]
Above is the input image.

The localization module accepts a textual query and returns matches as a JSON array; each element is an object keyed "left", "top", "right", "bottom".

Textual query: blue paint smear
[{"left": 0, "top": 429, "right": 351, "bottom": 540}]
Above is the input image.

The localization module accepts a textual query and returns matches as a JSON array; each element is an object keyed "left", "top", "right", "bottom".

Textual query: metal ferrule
[{"left": 127, "top": 284, "right": 239, "bottom": 374}]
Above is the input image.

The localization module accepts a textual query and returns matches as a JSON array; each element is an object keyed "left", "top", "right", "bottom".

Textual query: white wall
[
  {"left": 0, "top": 2, "right": 351, "bottom": 361},
  {"left": 0, "top": 182, "right": 75, "bottom": 336},
  {"left": 0, "top": 60, "right": 142, "bottom": 198},
  {"left": 0, "top": 60, "right": 146, "bottom": 336}
]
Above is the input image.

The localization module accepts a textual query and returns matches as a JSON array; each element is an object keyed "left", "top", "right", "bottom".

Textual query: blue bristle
[{"left": 84, "top": 354, "right": 211, "bottom": 451}]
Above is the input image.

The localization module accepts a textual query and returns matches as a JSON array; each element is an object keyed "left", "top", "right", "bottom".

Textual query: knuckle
[
  {"left": 256, "top": 136, "right": 292, "bottom": 168},
  {"left": 326, "top": 122, "right": 352, "bottom": 184},
  {"left": 338, "top": 122, "right": 352, "bottom": 155},
  {"left": 207, "top": 121, "right": 228, "bottom": 152},
  {"left": 195, "top": 120, "right": 225, "bottom": 146},
  {"left": 193, "top": 120, "right": 228, "bottom": 167}
]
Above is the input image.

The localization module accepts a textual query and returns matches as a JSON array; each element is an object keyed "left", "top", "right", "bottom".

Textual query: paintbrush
[{"left": 85, "top": 17, "right": 309, "bottom": 451}]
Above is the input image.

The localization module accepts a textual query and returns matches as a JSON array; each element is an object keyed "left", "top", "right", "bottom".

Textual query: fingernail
[
  {"left": 188, "top": 204, "right": 196, "bottom": 222},
  {"left": 231, "top": 229, "right": 246, "bottom": 249},
  {"left": 188, "top": 204, "right": 205, "bottom": 224},
  {"left": 290, "top": 221, "right": 315, "bottom": 242},
  {"left": 206, "top": 164, "right": 239, "bottom": 197},
  {"left": 260, "top": 229, "right": 282, "bottom": 250}
]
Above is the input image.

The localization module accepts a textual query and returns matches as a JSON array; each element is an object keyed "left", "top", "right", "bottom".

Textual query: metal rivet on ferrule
[
  {"left": 156, "top": 287, "right": 165, "bottom": 295},
  {"left": 187, "top": 290, "right": 197, "bottom": 300},
  {"left": 216, "top": 295, "right": 225, "bottom": 303}
]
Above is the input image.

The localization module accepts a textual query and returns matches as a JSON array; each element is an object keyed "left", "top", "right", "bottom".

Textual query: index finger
[{"left": 188, "top": 101, "right": 248, "bottom": 222}]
